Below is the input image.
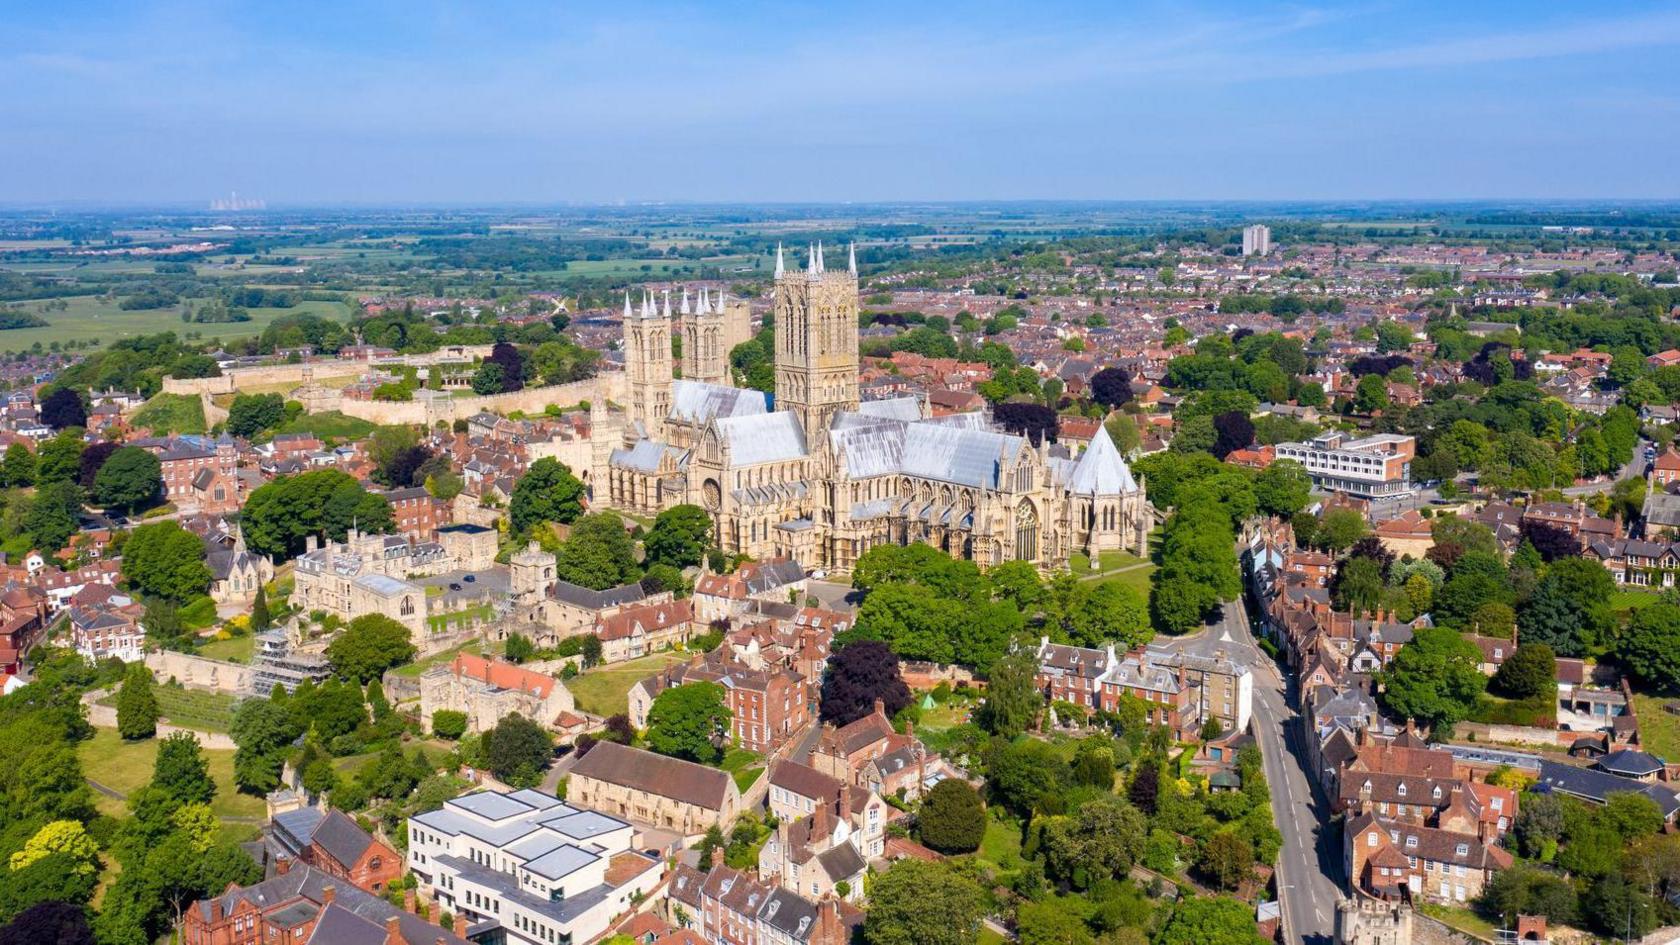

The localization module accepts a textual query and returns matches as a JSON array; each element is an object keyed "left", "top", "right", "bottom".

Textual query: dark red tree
[
  {"left": 1089, "top": 367, "right": 1135, "bottom": 409},
  {"left": 0, "top": 901, "right": 94, "bottom": 945},
  {"left": 819, "top": 639, "right": 911, "bottom": 726},
  {"left": 488, "top": 342, "right": 525, "bottom": 392},
  {"left": 1212, "top": 410, "right": 1255, "bottom": 460},
  {"left": 1519, "top": 520, "right": 1581, "bottom": 562},
  {"left": 40, "top": 388, "right": 87, "bottom": 431},
  {"left": 993, "top": 402, "right": 1058, "bottom": 446},
  {"left": 77, "top": 441, "right": 121, "bottom": 489}
]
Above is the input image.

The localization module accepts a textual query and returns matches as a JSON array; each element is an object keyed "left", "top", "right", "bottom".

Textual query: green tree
[
  {"left": 1619, "top": 602, "right": 1680, "bottom": 689},
  {"left": 91, "top": 446, "right": 162, "bottom": 513},
  {"left": 553, "top": 512, "right": 639, "bottom": 589},
  {"left": 1378, "top": 626, "right": 1485, "bottom": 729},
  {"left": 325, "top": 614, "right": 416, "bottom": 684},
  {"left": 150, "top": 732, "right": 215, "bottom": 806},
  {"left": 34, "top": 430, "right": 84, "bottom": 485},
  {"left": 1015, "top": 898, "right": 1096, "bottom": 945},
  {"left": 1156, "top": 896, "right": 1266, "bottom": 945},
  {"left": 1491, "top": 643, "right": 1555, "bottom": 700},
  {"left": 509, "top": 457, "right": 587, "bottom": 534},
  {"left": 120, "top": 521, "right": 212, "bottom": 602},
  {"left": 225, "top": 392, "right": 286, "bottom": 438},
  {"left": 230, "top": 698, "right": 303, "bottom": 793},
  {"left": 917, "top": 779, "right": 986, "bottom": 854},
  {"left": 1197, "top": 831, "right": 1255, "bottom": 890},
  {"left": 1041, "top": 796, "right": 1147, "bottom": 888},
  {"left": 645, "top": 682, "right": 730, "bottom": 765},
  {"left": 25, "top": 480, "right": 83, "bottom": 553},
  {"left": 643, "top": 504, "right": 713, "bottom": 569},
  {"left": 1253, "top": 460, "right": 1312, "bottom": 518},
  {"left": 115, "top": 663, "right": 158, "bottom": 741},
  {"left": 249, "top": 589, "right": 271, "bottom": 633},
  {"left": 1318, "top": 508, "right": 1369, "bottom": 552},
  {"left": 1057, "top": 581, "right": 1149, "bottom": 649},
  {"left": 1518, "top": 557, "right": 1614, "bottom": 656},
  {"left": 2, "top": 441, "right": 35, "bottom": 487},
  {"left": 1354, "top": 374, "right": 1390, "bottom": 414},
  {"left": 8, "top": 820, "right": 100, "bottom": 880},
  {"left": 470, "top": 361, "right": 505, "bottom": 395},
  {"left": 978, "top": 646, "right": 1043, "bottom": 738},
  {"left": 431, "top": 710, "right": 468, "bottom": 740},
  {"left": 483, "top": 714, "right": 551, "bottom": 787},
  {"left": 863, "top": 859, "right": 985, "bottom": 945},
  {"left": 242, "top": 469, "right": 394, "bottom": 559}
]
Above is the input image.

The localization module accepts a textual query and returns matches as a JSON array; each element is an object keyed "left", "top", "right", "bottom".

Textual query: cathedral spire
[
  {"left": 699, "top": 286, "right": 710, "bottom": 313},
  {"left": 680, "top": 286, "right": 691, "bottom": 315},
  {"left": 623, "top": 291, "right": 632, "bottom": 320},
  {"left": 848, "top": 242, "right": 857, "bottom": 274},
  {"left": 817, "top": 241, "right": 826, "bottom": 273},
  {"left": 807, "top": 243, "right": 817, "bottom": 275},
  {"left": 775, "top": 242, "right": 784, "bottom": 277},
  {"left": 661, "top": 288, "right": 671, "bottom": 318}
]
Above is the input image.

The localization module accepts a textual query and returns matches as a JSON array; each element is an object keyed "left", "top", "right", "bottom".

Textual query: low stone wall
[
  {"left": 145, "top": 650, "right": 253, "bottom": 694},
  {"left": 1456, "top": 721, "right": 1564, "bottom": 747},
  {"left": 83, "top": 692, "right": 238, "bottom": 750}
]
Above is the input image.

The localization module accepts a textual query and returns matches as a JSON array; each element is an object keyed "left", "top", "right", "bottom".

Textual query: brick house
[
  {"left": 180, "top": 863, "right": 468, "bottom": 945},
  {"left": 1344, "top": 812, "right": 1511, "bottom": 905},
  {"left": 595, "top": 597, "right": 695, "bottom": 665},
  {"left": 269, "top": 807, "right": 402, "bottom": 895},
  {"left": 379, "top": 486, "right": 448, "bottom": 542}
]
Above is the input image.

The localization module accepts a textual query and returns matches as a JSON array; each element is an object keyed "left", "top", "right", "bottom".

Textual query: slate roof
[
  {"left": 570, "top": 740, "right": 734, "bottom": 810},
  {"left": 193, "top": 864, "right": 469, "bottom": 945},
  {"left": 1536, "top": 759, "right": 1680, "bottom": 818},
  {"left": 309, "top": 809, "right": 378, "bottom": 870},
  {"left": 1599, "top": 749, "right": 1665, "bottom": 778},
  {"left": 716, "top": 412, "right": 808, "bottom": 465},
  {"left": 671, "top": 380, "right": 770, "bottom": 425},
  {"left": 1064, "top": 426, "right": 1138, "bottom": 495}
]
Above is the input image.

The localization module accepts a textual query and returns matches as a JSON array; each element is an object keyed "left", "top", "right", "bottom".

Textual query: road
[{"left": 1200, "top": 600, "right": 1342, "bottom": 945}]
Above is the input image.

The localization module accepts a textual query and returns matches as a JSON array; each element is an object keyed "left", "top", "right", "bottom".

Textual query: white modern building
[
  {"left": 407, "top": 788, "right": 663, "bottom": 945},
  {"left": 1242, "top": 224, "right": 1272, "bottom": 257},
  {"left": 1274, "top": 432, "right": 1417, "bottom": 499}
]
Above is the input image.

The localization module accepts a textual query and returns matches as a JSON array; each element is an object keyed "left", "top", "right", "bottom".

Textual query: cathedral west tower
[{"left": 774, "top": 243, "right": 860, "bottom": 442}]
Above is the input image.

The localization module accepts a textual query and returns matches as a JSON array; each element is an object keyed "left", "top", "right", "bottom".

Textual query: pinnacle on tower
[
  {"left": 623, "top": 291, "right": 632, "bottom": 320},
  {"left": 661, "top": 289, "right": 671, "bottom": 318},
  {"left": 680, "top": 287, "right": 691, "bottom": 315},
  {"left": 775, "top": 242, "right": 785, "bottom": 277},
  {"left": 817, "top": 241, "right": 826, "bottom": 273},
  {"left": 699, "top": 286, "right": 710, "bottom": 313},
  {"left": 807, "top": 243, "right": 818, "bottom": 275},
  {"left": 848, "top": 242, "right": 857, "bottom": 274}
]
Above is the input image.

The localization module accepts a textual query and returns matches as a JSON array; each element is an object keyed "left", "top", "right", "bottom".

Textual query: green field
[
  {"left": 387, "top": 638, "right": 487, "bottom": 679},
  {"left": 274, "top": 410, "right": 380, "bottom": 443},
  {"left": 98, "top": 685, "right": 241, "bottom": 732},
  {"left": 77, "top": 727, "right": 265, "bottom": 822},
  {"left": 567, "top": 651, "right": 690, "bottom": 717},
  {"left": 131, "top": 393, "right": 207, "bottom": 434},
  {"left": 0, "top": 296, "right": 351, "bottom": 352},
  {"left": 1631, "top": 691, "right": 1680, "bottom": 762},
  {"left": 1610, "top": 588, "right": 1665, "bottom": 612},
  {"left": 197, "top": 634, "right": 257, "bottom": 664}
]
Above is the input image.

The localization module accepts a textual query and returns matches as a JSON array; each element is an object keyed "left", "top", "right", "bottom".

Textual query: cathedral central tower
[{"left": 773, "top": 242, "right": 860, "bottom": 442}]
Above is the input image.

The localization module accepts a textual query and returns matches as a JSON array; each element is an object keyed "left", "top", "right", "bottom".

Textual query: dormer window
[
  {"left": 1455, "top": 843, "right": 1469, "bottom": 856},
  {"left": 1405, "top": 836, "right": 1417, "bottom": 848},
  {"left": 1397, "top": 783, "right": 1407, "bottom": 797}
]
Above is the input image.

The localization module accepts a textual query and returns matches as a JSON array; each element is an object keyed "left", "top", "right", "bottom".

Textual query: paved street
[{"left": 1198, "top": 600, "right": 1342, "bottom": 945}]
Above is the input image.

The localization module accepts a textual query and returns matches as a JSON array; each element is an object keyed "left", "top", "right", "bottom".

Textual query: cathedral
[{"left": 598, "top": 243, "right": 1155, "bottom": 573}]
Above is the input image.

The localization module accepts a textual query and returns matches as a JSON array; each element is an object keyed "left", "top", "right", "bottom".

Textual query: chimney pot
[
  {"left": 454, "top": 912, "right": 467, "bottom": 937},
  {"left": 322, "top": 884, "right": 336, "bottom": 905},
  {"left": 710, "top": 846, "right": 725, "bottom": 868},
  {"left": 276, "top": 857, "right": 292, "bottom": 876}
]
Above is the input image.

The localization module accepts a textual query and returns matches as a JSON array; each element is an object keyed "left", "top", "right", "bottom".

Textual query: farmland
[{"left": 0, "top": 295, "right": 352, "bottom": 353}]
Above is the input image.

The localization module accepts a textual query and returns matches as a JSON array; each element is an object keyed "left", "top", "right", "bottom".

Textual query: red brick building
[
  {"left": 181, "top": 864, "right": 468, "bottom": 945},
  {"left": 269, "top": 807, "right": 402, "bottom": 895},
  {"left": 380, "top": 486, "right": 449, "bottom": 542}
]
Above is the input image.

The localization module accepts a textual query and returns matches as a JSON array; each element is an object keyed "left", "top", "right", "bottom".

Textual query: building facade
[{"left": 1274, "top": 432, "right": 1416, "bottom": 500}]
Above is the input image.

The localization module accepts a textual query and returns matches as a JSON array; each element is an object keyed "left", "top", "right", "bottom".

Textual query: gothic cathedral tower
[
  {"left": 623, "top": 289, "right": 673, "bottom": 441},
  {"left": 774, "top": 243, "right": 860, "bottom": 442}
]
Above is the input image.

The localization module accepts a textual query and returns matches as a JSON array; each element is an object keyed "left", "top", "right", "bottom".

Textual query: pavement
[{"left": 1198, "top": 600, "right": 1342, "bottom": 945}]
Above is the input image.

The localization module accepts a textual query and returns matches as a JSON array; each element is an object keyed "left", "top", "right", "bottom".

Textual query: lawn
[
  {"left": 1417, "top": 903, "right": 1498, "bottom": 940},
  {"left": 1610, "top": 588, "right": 1665, "bottom": 612},
  {"left": 100, "top": 686, "right": 240, "bottom": 733},
  {"left": 567, "top": 651, "right": 691, "bottom": 717},
  {"left": 1070, "top": 548, "right": 1156, "bottom": 596},
  {"left": 273, "top": 410, "right": 380, "bottom": 443},
  {"left": 0, "top": 296, "right": 350, "bottom": 353},
  {"left": 975, "top": 816, "right": 1026, "bottom": 877},
  {"left": 131, "top": 393, "right": 207, "bottom": 435},
  {"left": 198, "top": 634, "right": 257, "bottom": 664},
  {"left": 1631, "top": 691, "right": 1680, "bottom": 761},
  {"left": 77, "top": 727, "right": 265, "bottom": 821}
]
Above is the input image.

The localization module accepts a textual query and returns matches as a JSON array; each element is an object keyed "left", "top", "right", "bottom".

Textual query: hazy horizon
[{"left": 5, "top": 1, "right": 1680, "bottom": 205}]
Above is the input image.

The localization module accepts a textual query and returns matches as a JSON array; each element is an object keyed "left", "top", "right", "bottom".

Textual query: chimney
[
  {"left": 276, "top": 856, "right": 292, "bottom": 876},
  {"left": 209, "top": 899, "right": 223, "bottom": 923},
  {"left": 873, "top": 698, "right": 885, "bottom": 718},
  {"left": 838, "top": 782, "right": 852, "bottom": 821},
  {"left": 710, "top": 845, "right": 725, "bottom": 868},
  {"left": 384, "top": 916, "right": 402, "bottom": 945},
  {"left": 404, "top": 888, "right": 416, "bottom": 914},
  {"left": 453, "top": 913, "right": 467, "bottom": 938},
  {"left": 305, "top": 535, "right": 318, "bottom": 553},
  {"left": 321, "top": 885, "right": 336, "bottom": 906}
]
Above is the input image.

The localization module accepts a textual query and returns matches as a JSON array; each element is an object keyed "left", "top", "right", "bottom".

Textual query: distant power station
[
  {"left": 210, "top": 191, "right": 266, "bottom": 211},
  {"left": 1242, "top": 224, "right": 1272, "bottom": 257}
]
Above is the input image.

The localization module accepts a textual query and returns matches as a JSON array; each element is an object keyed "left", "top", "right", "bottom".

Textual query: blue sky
[{"left": 2, "top": 1, "right": 1678, "bottom": 204}]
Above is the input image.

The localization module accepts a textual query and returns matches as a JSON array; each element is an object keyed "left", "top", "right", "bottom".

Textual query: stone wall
[
  {"left": 145, "top": 650, "right": 254, "bottom": 694},
  {"left": 1455, "top": 721, "right": 1565, "bottom": 747},
  {"left": 1413, "top": 912, "right": 1492, "bottom": 945}
]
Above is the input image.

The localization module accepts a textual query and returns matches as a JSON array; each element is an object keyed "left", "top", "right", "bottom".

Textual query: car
[
  {"left": 463, "top": 574, "right": 475, "bottom": 583},
  {"left": 448, "top": 582, "right": 462, "bottom": 591}
]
